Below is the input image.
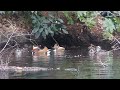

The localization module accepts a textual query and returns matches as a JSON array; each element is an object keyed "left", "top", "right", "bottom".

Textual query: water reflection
[
  {"left": 0, "top": 47, "right": 120, "bottom": 79},
  {"left": 0, "top": 70, "right": 9, "bottom": 79},
  {"left": 89, "top": 51, "right": 113, "bottom": 79}
]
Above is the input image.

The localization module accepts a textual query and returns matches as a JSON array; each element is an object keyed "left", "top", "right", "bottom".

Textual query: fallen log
[{"left": 0, "top": 66, "right": 77, "bottom": 72}]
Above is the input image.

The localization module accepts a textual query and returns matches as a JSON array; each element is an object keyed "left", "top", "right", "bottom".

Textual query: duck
[
  {"left": 52, "top": 44, "right": 65, "bottom": 56},
  {"left": 88, "top": 44, "right": 109, "bottom": 55},
  {"left": 88, "top": 44, "right": 96, "bottom": 54},
  {"left": 95, "top": 46, "right": 109, "bottom": 55},
  {"left": 53, "top": 44, "right": 65, "bottom": 51},
  {"left": 15, "top": 48, "right": 22, "bottom": 58},
  {"left": 96, "top": 46, "right": 102, "bottom": 53},
  {"left": 32, "top": 45, "right": 50, "bottom": 56}
]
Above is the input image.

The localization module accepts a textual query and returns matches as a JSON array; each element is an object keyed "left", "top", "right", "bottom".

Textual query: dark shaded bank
[
  {"left": 0, "top": 25, "right": 112, "bottom": 51},
  {"left": 34, "top": 23, "right": 112, "bottom": 50},
  {"left": 0, "top": 14, "right": 113, "bottom": 51}
]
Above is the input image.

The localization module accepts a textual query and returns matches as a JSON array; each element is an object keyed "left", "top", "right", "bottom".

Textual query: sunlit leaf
[
  {"left": 62, "top": 29, "right": 69, "bottom": 34},
  {"left": 77, "top": 11, "right": 87, "bottom": 17},
  {"left": 32, "top": 27, "right": 39, "bottom": 34},
  {"left": 31, "top": 15, "right": 36, "bottom": 20},
  {"left": 45, "top": 29, "right": 49, "bottom": 35},
  {"left": 103, "top": 18, "right": 115, "bottom": 33},
  {"left": 42, "top": 31, "right": 46, "bottom": 39},
  {"left": 0, "top": 11, "right": 5, "bottom": 14},
  {"left": 57, "top": 18, "right": 64, "bottom": 23},
  {"left": 39, "top": 28, "right": 44, "bottom": 34},
  {"left": 32, "top": 19, "right": 37, "bottom": 24},
  {"left": 102, "top": 31, "right": 113, "bottom": 40},
  {"left": 35, "top": 31, "right": 40, "bottom": 39},
  {"left": 31, "top": 12, "right": 68, "bottom": 38}
]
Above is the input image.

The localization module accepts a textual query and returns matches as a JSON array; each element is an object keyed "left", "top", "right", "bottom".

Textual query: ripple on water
[{"left": 1, "top": 48, "right": 120, "bottom": 79}]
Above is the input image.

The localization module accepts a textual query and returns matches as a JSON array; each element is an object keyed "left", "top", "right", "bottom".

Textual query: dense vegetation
[{"left": 0, "top": 11, "right": 120, "bottom": 49}]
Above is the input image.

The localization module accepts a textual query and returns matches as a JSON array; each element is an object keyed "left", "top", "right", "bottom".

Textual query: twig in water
[{"left": 0, "top": 20, "right": 18, "bottom": 54}]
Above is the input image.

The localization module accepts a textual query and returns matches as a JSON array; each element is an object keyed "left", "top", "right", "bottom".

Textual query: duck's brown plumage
[
  {"left": 53, "top": 44, "right": 65, "bottom": 51},
  {"left": 32, "top": 46, "right": 49, "bottom": 56}
]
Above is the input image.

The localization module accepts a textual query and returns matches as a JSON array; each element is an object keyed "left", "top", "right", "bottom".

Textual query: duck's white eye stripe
[{"left": 33, "top": 47, "right": 38, "bottom": 49}]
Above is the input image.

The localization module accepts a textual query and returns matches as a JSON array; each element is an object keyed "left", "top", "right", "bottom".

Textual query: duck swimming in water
[
  {"left": 53, "top": 44, "right": 65, "bottom": 51},
  {"left": 95, "top": 46, "right": 110, "bottom": 56},
  {"left": 88, "top": 44, "right": 109, "bottom": 55},
  {"left": 88, "top": 44, "right": 96, "bottom": 54},
  {"left": 52, "top": 44, "right": 65, "bottom": 56},
  {"left": 15, "top": 48, "right": 22, "bottom": 58},
  {"left": 32, "top": 45, "right": 50, "bottom": 56}
]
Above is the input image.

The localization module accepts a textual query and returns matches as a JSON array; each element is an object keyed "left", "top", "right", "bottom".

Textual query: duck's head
[
  {"left": 88, "top": 44, "right": 95, "bottom": 50},
  {"left": 88, "top": 44, "right": 97, "bottom": 54},
  {"left": 33, "top": 45, "right": 40, "bottom": 50},
  {"left": 96, "top": 46, "right": 101, "bottom": 52},
  {"left": 53, "top": 44, "right": 59, "bottom": 49},
  {"left": 15, "top": 47, "right": 23, "bottom": 54},
  {"left": 32, "top": 46, "right": 40, "bottom": 55},
  {"left": 43, "top": 47, "right": 48, "bottom": 51}
]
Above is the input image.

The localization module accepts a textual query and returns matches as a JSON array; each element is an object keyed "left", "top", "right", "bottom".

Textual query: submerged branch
[{"left": 0, "top": 66, "right": 77, "bottom": 72}]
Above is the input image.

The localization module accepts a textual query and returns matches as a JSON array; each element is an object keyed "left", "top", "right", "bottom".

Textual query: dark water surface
[{"left": 0, "top": 47, "right": 120, "bottom": 79}]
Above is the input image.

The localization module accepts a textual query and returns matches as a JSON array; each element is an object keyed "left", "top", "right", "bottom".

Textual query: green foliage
[
  {"left": 0, "top": 11, "right": 5, "bottom": 14},
  {"left": 30, "top": 11, "right": 120, "bottom": 40},
  {"left": 31, "top": 13, "right": 68, "bottom": 39},
  {"left": 102, "top": 31, "right": 113, "bottom": 40},
  {"left": 76, "top": 11, "right": 120, "bottom": 40},
  {"left": 0, "top": 11, "right": 19, "bottom": 15},
  {"left": 103, "top": 18, "right": 115, "bottom": 33},
  {"left": 102, "top": 12, "right": 120, "bottom": 33},
  {"left": 100, "top": 18, "right": 115, "bottom": 40},
  {"left": 63, "top": 11, "right": 74, "bottom": 24},
  {"left": 1, "top": 11, "right": 120, "bottom": 41},
  {"left": 76, "top": 11, "right": 96, "bottom": 29},
  {"left": 102, "top": 14, "right": 120, "bottom": 40},
  {"left": 113, "top": 17, "right": 120, "bottom": 32},
  {"left": 63, "top": 11, "right": 97, "bottom": 28}
]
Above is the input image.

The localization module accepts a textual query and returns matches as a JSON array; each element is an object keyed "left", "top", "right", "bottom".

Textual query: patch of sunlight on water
[{"left": 0, "top": 47, "right": 120, "bottom": 79}]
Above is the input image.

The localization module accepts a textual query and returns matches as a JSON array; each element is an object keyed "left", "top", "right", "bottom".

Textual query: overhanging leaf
[
  {"left": 42, "top": 31, "right": 46, "bottom": 39},
  {"left": 103, "top": 18, "right": 115, "bottom": 33},
  {"left": 102, "top": 31, "right": 113, "bottom": 40},
  {"left": 35, "top": 31, "right": 40, "bottom": 39},
  {"left": 32, "top": 27, "right": 39, "bottom": 34},
  {"left": 48, "top": 30, "right": 54, "bottom": 36},
  {"left": 62, "top": 29, "right": 68, "bottom": 34},
  {"left": 57, "top": 18, "right": 64, "bottom": 23},
  {"left": 45, "top": 29, "right": 49, "bottom": 35},
  {"left": 39, "top": 28, "right": 44, "bottom": 34}
]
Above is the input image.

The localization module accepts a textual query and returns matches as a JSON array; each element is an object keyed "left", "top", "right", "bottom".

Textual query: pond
[{"left": 0, "top": 47, "right": 120, "bottom": 79}]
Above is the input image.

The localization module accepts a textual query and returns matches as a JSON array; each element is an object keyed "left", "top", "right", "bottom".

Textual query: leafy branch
[{"left": 31, "top": 12, "right": 68, "bottom": 39}]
